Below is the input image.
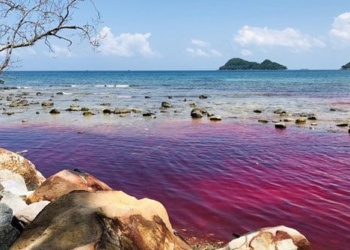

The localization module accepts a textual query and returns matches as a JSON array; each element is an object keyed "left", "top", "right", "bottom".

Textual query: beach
[{"left": 0, "top": 70, "right": 349, "bottom": 249}]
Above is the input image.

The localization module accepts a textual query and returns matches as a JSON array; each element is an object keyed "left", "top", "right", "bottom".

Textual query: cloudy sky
[{"left": 5, "top": 0, "right": 350, "bottom": 70}]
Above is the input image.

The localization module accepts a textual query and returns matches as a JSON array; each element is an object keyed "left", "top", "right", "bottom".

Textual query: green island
[
  {"left": 219, "top": 58, "right": 287, "bottom": 70},
  {"left": 341, "top": 62, "right": 350, "bottom": 70}
]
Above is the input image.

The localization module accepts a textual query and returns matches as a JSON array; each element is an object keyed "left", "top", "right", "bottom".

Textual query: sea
[{"left": 0, "top": 70, "right": 349, "bottom": 249}]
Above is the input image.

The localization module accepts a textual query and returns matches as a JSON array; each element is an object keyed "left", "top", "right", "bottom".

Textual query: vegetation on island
[
  {"left": 340, "top": 62, "right": 350, "bottom": 70},
  {"left": 219, "top": 58, "right": 287, "bottom": 70}
]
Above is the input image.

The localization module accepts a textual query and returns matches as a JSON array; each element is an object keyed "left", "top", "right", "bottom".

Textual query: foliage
[
  {"left": 341, "top": 62, "right": 350, "bottom": 70},
  {"left": 0, "top": 0, "right": 101, "bottom": 75},
  {"left": 219, "top": 58, "right": 287, "bottom": 70}
]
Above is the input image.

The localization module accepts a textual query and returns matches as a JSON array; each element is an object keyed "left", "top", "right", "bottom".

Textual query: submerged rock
[
  {"left": 12, "top": 191, "right": 191, "bottom": 250},
  {"left": 217, "top": 225, "right": 310, "bottom": 250}
]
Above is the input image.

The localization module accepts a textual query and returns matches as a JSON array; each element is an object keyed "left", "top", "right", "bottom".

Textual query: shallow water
[{"left": 0, "top": 120, "right": 349, "bottom": 249}]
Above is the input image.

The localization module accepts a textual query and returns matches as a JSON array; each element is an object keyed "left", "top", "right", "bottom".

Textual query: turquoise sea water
[{"left": 0, "top": 70, "right": 350, "bottom": 249}]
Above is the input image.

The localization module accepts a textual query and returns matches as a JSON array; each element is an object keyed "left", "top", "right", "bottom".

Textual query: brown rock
[
  {"left": 26, "top": 169, "right": 112, "bottom": 204},
  {"left": 218, "top": 225, "right": 310, "bottom": 250},
  {"left": 0, "top": 148, "right": 45, "bottom": 190},
  {"left": 12, "top": 191, "right": 191, "bottom": 250}
]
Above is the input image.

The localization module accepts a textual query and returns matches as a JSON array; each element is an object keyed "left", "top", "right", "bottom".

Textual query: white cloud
[
  {"left": 187, "top": 39, "right": 222, "bottom": 57},
  {"left": 191, "top": 39, "right": 209, "bottom": 47},
  {"left": 240, "top": 49, "right": 252, "bottom": 56},
  {"left": 97, "top": 27, "right": 156, "bottom": 57},
  {"left": 235, "top": 25, "right": 326, "bottom": 50},
  {"left": 330, "top": 12, "right": 350, "bottom": 42}
]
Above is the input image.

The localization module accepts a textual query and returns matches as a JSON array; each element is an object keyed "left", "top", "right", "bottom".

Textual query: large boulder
[
  {"left": 26, "top": 169, "right": 112, "bottom": 204},
  {"left": 217, "top": 225, "right": 310, "bottom": 250},
  {"left": 11, "top": 190, "right": 191, "bottom": 250},
  {"left": 0, "top": 148, "right": 45, "bottom": 191}
]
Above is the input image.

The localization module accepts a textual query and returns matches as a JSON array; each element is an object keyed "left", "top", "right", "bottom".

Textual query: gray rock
[
  {"left": 41, "top": 101, "right": 54, "bottom": 107},
  {"left": 275, "top": 122, "right": 287, "bottom": 129},
  {"left": 161, "top": 102, "right": 172, "bottom": 108},
  {"left": 49, "top": 109, "right": 60, "bottom": 114},
  {"left": 0, "top": 203, "right": 20, "bottom": 250},
  {"left": 114, "top": 108, "right": 132, "bottom": 114},
  {"left": 209, "top": 115, "right": 222, "bottom": 121},
  {"left": 191, "top": 108, "right": 207, "bottom": 119},
  {"left": 0, "top": 190, "right": 28, "bottom": 214}
]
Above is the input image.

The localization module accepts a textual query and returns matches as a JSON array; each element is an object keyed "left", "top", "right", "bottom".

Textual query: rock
[
  {"left": 56, "top": 91, "right": 64, "bottom": 95},
  {"left": 0, "top": 190, "right": 28, "bottom": 214},
  {"left": 66, "top": 104, "right": 80, "bottom": 112},
  {"left": 12, "top": 191, "right": 191, "bottom": 250},
  {"left": 36, "top": 92, "right": 42, "bottom": 96},
  {"left": 0, "top": 148, "right": 45, "bottom": 190},
  {"left": 0, "top": 170, "right": 29, "bottom": 197},
  {"left": 100, "top": 102, "right": 111, "bottom": 106},
  {"left": 191, "top": 108, "right": 207, "bottom": 119},
  {"left": 81, "top": 107, "right": 90, "bottom": 112},
  {"left": 258, "top": 119, "right": 269, "bottom": 124},
  {"left": 0, "top": 203, "right": 20, "bottom": 250},
  {"left": 26, "top": 169, "right": 112, "bottom": 204},
  {"left": 103, "top": 108, "right": 113, "bottom": 114},
  {"left": 199, "top": 95, "right": 208, "bottom": 99},
  {"left": 253, "top": 109, "right": 262, "bottom": 113},
  {"left": 295, "top": 118, "right": 307, "bottom": 125},
  {"left": 114, "top": 108, "right": 132, "bottom": 114},
  {"left": 217, "top": 225, "right": 310, "bottom": 250},
  {"left": 209, "top": 115, "right": 222, "bottom": 121},
  {"left": 15, "top": 201, "right": 50, "bottom": 225},
  {"left": 283, "top": 118, "right": 293, "bottom": 122},
  {"left": 143, "top": 112, "right": 156, "bottom": 117},
  {"left": 275, "top": 122, "right": 286, "bottom": 129},
  {"left": 273, "top": 109, "right": 286, "bottom": 114},
  {"left": 41, "top": 100, "right": 54, "bottom": 107},
  {"left": 336, "top": 123, "right": 348, "bottom": 127},
  {"left": 161, "top": 101, "right": 172, "bottom": 108},
  {"left": 307, "top": 116, "right": 317, "bottom": 120},
  {"left": 189, "top": 102, "right": 196, "bottom": 107},
  {"left": 83, "top": 111, "right": 95, "bottom": 116},
  {"left": 49, "top": 108, "right": 60, "bottom": 114},
  {"left": 131, "top": 108, "right": 142, "bottom": 114},
  {"left": 145, "top": 96, "right": 151, "bottom": 98}
]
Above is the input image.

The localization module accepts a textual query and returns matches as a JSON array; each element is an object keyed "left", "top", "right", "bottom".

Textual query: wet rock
[
  {"left": 199, "top": 95, "right": 208, "bottom": 99},
  {"left": 131, "top": 108, "right": 142, "bottom": 113},
  {"left": 275, "top": 122, "right": 286, "bottom": 129},
  {"left": 81, "top": 107, "right": 89, "bottom": 112},
  {"left": 330, "top": 107, "right": 344, "bottom": 112},
  {"left": 66, "top": 104, "right": 80, "bottom": 112},
  {"left": 253, "top": 109, "right": 262, "bottom": 113},
  {"left": 307, "top": 116, "right": 317, "bottom": 120},
  {"left": 0, "top": 203, "right": 20, "bottom": 250},
  {"left": 143, "top": 112, "right": 156, "bottom": 117},
  {"left": 103, "top": 109, "right": 113, "bottom": 114},
  {"left": 101, "top": 102, "right": 111, "bottom": 106},
  {"left": 49, "top": 109, "right": 60, "bottom": 114},
  {"left": 72, "top": 98, "right": 79, "bottom": 101},
  {"left": 273, "top": 109, "right": 286, "bottom": 114},
  {"left": 2, "top": 111, "right": 14, "bottom": 116},
  {"left": 191, "top": 108, "right": 207, "bottom": 119},
  {"left": 189, "top": 102, "right": 196, "bottom": 107},
  {"left": 41, "top": 100, "right": 54, "bottom": 107},
  {"left": 145, "top": 96, "right": 151, "bottom": 98},
  {"left": 258, "top": 119, "right": 269, "bottom": 124},
  {"left": 209, "top": 115, "right": 222, "bottom": 121},
  {"left": 36, "top": 92, "right": 42, "bottom": 96},
  {"left": 283, "top": 118, "right": 294, "bottom": 122},
  {"left": 56, "top": 91, "right": 64, "bottom": 95},
  {"left": 218, "top": 225, "right": 310, "bottom": 250},
  {"left": 336, "top": 123, "right": 348, "bottom": 127},
  {"left": 83, "top": 111, "right": 95, "bottom": 116},
  {"left": 0, "top": 148, "right": 45, "bottom": 190},
  {"left": 114, "top": 108, "right": 132, "bottom": 114},
  {"left": 13, "top": 191, "right": 191, "bottom": 250},
  {"left": 161, "top": 101, "right": 172, "bottom": 108},
  {"left": 295, "top": 118, "right": 307, "bottom": 125},
  {"left": 26, "top": 169, "right": 112, "bottom": 204}
]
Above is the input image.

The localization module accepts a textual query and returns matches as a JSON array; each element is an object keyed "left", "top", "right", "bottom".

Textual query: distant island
[
  {"left": 341, "top": 62, "right": 350, "bottom": 70},
  {"left": 219, "top": 58, "right": 287, "bottom": 70}
]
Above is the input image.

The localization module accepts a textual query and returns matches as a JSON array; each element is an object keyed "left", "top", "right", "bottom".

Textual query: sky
[{"left": 3, "top": 0, "right": 350, "bottom": 70}]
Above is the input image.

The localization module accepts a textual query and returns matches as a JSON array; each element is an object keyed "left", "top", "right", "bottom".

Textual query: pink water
[{"left": 1, "top": 121, "right": 349, "bottom": 249}]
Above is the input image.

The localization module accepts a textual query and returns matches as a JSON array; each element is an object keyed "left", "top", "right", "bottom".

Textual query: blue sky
[{"left": 4, "top": 0, "right": 350, "bottom": 70}]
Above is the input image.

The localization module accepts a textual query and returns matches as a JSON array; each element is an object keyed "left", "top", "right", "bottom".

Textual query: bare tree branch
[{"left": 0, "top": 0, "right": 101, "bottom": 78}]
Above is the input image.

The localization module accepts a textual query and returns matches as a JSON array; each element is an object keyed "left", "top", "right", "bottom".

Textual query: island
[
  {"left": 219, "top": 58, "right": 287, "bottom": 70},
  {"left": 341, "top": 62, "right": 350, "bottom": 70}
]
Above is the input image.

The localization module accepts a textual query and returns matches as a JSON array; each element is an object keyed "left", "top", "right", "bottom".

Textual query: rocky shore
[
  {"left": 0, "top": 86, "right": 350, "bottom": 134},
  {"left": 0, "top": 147, "right": 311, "bottom": 250}
]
